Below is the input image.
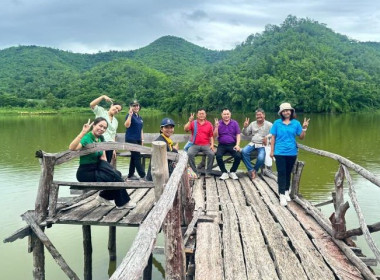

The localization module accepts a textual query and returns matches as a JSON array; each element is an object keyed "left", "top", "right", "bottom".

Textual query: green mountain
[{"left": 1, "top": 15, "right": 380, "bottom": 112}]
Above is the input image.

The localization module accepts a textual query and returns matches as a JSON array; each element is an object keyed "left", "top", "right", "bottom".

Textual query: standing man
[
  {"left": 184, "top": 108, "right": 215, "bottom": 178},
  {"left": 241, "top": 108, "right": 272, "bottom": 179},
  {"left": 214, "top": 108, "right": 241, "bottom": 180},
  {"left": 90, "top": 95, "right": 123, "bottom": 163}
]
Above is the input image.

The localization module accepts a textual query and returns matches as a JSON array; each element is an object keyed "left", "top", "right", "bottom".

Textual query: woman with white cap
[{"left": 270, "top": 103, "right": 310, "bottom": 206}]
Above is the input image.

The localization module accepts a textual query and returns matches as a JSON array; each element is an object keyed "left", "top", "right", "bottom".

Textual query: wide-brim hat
[
  {"left": 278, "top": 102, "right": 295, "bottom": 115},
  {"left": 160, "top": 118, "right": 175, "bottom": 127}
]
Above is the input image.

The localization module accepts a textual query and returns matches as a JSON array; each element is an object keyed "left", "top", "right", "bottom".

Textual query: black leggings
[
  {"left": 274, "top": 155, "right": 297, "bottom": 195},
  {"left": 76, "top": 163, "right": 130, "bottom": 206}
]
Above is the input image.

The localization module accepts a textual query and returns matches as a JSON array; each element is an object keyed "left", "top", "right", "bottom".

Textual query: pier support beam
[
  {"left": 108, "top": 226, "right": 116, "bottom": 261},
  {"left": 83, "top": 225, "right": 92, "bottom": 280}
]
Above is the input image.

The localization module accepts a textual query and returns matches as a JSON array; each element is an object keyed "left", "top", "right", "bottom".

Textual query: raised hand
[
  {"left": 82, "top": 119, "right": 93, "bottom": 133},
  {"left": 214, "top": 118, "right": 219, "bottom": 127},
  {"left": 303, "top": 117, "right": 310, "bottom": 128},
  {"left": 189, "top": 113, "right": 195, "bottom": 122},
  {"left": 243, "top": 117, "right": 250, "bottom": 128},
  {"left": 103, "top": 95, "right": 114, "bottom": 103}
]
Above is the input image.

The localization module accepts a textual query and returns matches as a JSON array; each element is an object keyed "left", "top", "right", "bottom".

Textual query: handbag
[
  {"left": 264, "top": 145, "right": 272, "bottom": 167},
  {"left": 184, "top": 121, "right": 197, "bottom": 152}
]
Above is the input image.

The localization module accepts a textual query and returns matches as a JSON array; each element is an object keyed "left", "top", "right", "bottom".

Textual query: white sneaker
[
  {"left": 229, "top": 172, "right": 238, "bottom": 180},
  {"left": 279, "top": 194, "right": 287, "bottom": 206},
  {"left": 284, "top": 191, "right": 291, "bottom": 202},
  {"left": 96, "top": 195, "right": 115, "bottom": 206},
  {"left": 117, "top": 201, "right": 136, "bottom": 209},
  {"left": 219, "top": 172, "right": 229, "bottom": 180}
]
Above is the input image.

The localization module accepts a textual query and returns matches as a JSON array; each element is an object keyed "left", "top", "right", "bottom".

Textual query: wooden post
[
  {"left": 151, "top": 142, "right": 186, "bottom": 280},
  {"left": 151, "top": 141, "right": 169, "bottom": 201},
  {"left": 181, "top": 170, "right": 194, "bottom": 226},
  {"left": 164, "top": 185, "right": 186, "bottom": 280},
  {"left": 329, "top": 164, "right": 349, "bottom": 239},
  {"left": 142, "top": 254, "right": 153, "bottom": 280},
  {"left": 290, "top": 160, "right": 304, "bottom": 198},
  {"left": 33, "top": 152, "right": 56, "bottom": 280},
  {"left": 83, "top": 225, "right": 92, "bottom": 280},
  {"left": 108, "top": 226, "right": 116, "bottom": 261}
]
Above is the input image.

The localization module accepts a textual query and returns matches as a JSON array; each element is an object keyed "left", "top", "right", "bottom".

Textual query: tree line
[{"left": 1, "top": 15, "right": 379, "bottom": 113}]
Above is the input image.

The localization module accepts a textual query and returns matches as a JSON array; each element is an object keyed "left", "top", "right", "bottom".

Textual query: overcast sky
[{"left": 1, "top": 0, "right": 380, "bottom": 53}]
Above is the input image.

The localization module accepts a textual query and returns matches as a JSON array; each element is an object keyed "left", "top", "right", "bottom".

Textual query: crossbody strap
[{"left": 191, "top": 121, "right": 197, "bottom": 143}]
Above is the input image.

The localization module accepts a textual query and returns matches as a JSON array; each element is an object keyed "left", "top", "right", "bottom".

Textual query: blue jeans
[{"left": 241, "top": 144, "right": 265, "bottom": 172}]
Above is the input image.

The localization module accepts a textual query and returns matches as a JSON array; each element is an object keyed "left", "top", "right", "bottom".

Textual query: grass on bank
[{"left": 0, "top": 107, "right": 164, "bottom": 115}]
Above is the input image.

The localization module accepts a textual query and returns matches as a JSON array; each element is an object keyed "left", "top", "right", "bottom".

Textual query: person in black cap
[
  {"left": 124, "top": 100, "right": 146, "bottom": 180},
  {"left": 146, "top": 118, "right": 179, "bottom": 180}
]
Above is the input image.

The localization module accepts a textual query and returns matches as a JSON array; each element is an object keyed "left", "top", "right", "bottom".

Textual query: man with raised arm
[
  {"left": 213, "top": 108, "right": 241, "bottom": 180},
  {"left": 241, "top": 108, "right": 272, "bottom": 179},
  {"left": 184, "top": 108, "right": 215, "bottom": 178}
]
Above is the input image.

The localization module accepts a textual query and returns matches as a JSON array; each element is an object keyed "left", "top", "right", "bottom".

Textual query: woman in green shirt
[{"left": 69, "top": 117, "right": 135, "bottom": 209}]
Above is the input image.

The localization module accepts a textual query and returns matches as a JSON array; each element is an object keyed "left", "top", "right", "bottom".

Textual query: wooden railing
[
  {"left": 293, "top": 144, "right": 380, "bottom": 268},
  {"left": 7, "top": 141, "right": 193, "bottom": 280}
]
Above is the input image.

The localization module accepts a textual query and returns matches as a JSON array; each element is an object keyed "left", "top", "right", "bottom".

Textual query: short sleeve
[
  {"left": 80, "top": 133, "right": 92, "bottom": 147},
  {"left": 92, "top": 105, "right": 105, "bottom": 117},
  {"left": 270, "top": 122, "right": 277, "bottom": 136},
  {"left": 295, "top": 121, "right": 303, "bottom": 136}
]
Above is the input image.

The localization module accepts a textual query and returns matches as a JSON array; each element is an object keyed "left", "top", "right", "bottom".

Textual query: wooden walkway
[
  {"left": 47, "top": 172, "right": 366, "bottom": 279},
  {"left": 192, "top": 173, "right": 364, "bottom": 280}
]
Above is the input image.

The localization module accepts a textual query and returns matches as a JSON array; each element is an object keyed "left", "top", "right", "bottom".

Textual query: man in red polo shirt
[{"left": 184, "top": 108, "right": 215, "bottom": 178}]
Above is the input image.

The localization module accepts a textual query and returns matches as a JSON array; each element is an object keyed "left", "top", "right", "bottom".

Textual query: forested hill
[{"left": 1, "top": 15, "right": 380, "bottom": 113}]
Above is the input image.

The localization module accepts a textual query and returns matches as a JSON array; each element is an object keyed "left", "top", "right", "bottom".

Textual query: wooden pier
[{"left": 4, "top": 136, "right": 380, "bottom": 280}]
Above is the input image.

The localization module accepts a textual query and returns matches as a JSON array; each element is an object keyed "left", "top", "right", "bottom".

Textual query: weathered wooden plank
[
  {"left": 53, "top": 180, "right": 154, "bottom": 189},
  {"left": 291, "top": 201, "right": 363, "bottom": 280},
  {"left": 22, "top": 211, "right": 80, "bottom": 280},
  {"left": 195, "top": 222, "right": 224, "bottom": 280},
  {"left": 120, "top": 189, "right": 155, "bottom": 225},
  {"left": 262, "top": 174, "right": 377, "bottom": 280},
  {"left": 241, "top": 177, "right": 308, "bottom": 280},
  {"left": 58, "top": 198, "right": 100, "bottom": 222},
  {"left": 192, "top": 178, "right": 205, "bottom": 210},
  {"left": 183, "top": 207, "right": 203, "bottom": 245},
  {"left": 48, "top": 183, "right": 59, "bottom": 218},
  {"left": 254, "top": 178, "right": 335, "bottom": 280},
  {"left": 80, "top": 204, "right": 115, "bottom": 222},
  {"left": 222, "top": 202, "right": 247, "bottom": 280},
  {"left": 218, "top": 179, "right": 278, "bottom": 279},
  {"left": 3, "top": 225, "right": 31, "bottom": 243},
  {"left": 205, "top": 177, "right": 220, "bottom": 223},
  {"left": 100, "top": 188, "right": 149, "bottom": 224}
]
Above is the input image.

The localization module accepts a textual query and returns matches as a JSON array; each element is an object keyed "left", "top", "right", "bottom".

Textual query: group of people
[
  {"left": 69, "top": 94, "right": 310, "bottom": 208},
  {"left": 184, "top": 103, "right": 310, "bottom": 206}
]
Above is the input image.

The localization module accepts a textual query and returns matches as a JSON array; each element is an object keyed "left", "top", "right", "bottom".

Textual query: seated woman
[
  {"left": 69, "top": 117, "right": 136, "bottom": 209},
  {"left": 146, "top": 118, "right": 179, "bottom": 180}
]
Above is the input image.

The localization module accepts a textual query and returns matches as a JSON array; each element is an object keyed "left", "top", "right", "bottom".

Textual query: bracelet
[
  {"left": 141, "top": 140, "right": 145, "bottom": 142},
  {"left": 302, "top": 128, "right": 307, "bottom": 132}
]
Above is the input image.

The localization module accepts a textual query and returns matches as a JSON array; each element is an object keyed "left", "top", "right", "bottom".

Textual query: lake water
[{"left": 1, "top": 111, "right": 379, "bottom": 278}]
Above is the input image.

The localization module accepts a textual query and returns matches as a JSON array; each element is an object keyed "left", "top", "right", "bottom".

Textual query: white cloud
[{"left": 0, "top": 0, "right": 380, "bottom": 53}]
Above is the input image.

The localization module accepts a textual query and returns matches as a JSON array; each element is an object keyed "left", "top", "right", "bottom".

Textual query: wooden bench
[{"left": 115, "top": 133, "right": 271, "bottom": 175}]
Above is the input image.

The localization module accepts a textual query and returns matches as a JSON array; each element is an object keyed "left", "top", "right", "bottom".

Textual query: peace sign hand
[
  {"left": 82, "top": 119, "right": 93, "bottom": 133},
  {"left": 244, "top": 117, "right": 250, "bottom": 128},
  {"left": 189, "top": 113, "right": 195, "bottom": 122},
  {"left": 214, "top": 118, "right": 219, "bottom": 127},
  {"left": 303, "top": 117, "right": 310, "bottom": 128}
]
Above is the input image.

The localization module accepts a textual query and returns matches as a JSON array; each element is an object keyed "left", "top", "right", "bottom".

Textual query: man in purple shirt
[{"left": 214, "top": 108, "right": 241, "bottom": 180}]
